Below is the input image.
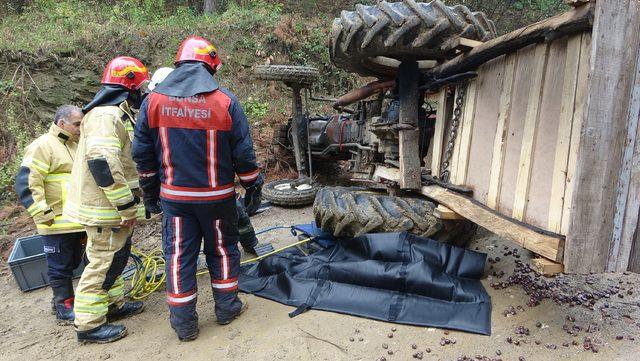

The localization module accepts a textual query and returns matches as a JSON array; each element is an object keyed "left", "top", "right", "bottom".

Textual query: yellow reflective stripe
[
  {"left": 65, "top": 201, "right": 122, "bottom": 220},
  {"left": 44, "top": 173, "right": 71, "bottom": 182},
  {"left": 104, "top": 186, "right": 132, "bottom": 202},
  {"left": 28, "top": 157, "right": 50, "bottom": 174},
  {"left": 108, "top": 277, "right": 124, "bottom": 298},
  {"left": 75, "top": 292, "right": 109, "bottom": 315},
  {"left": 135, "top": 206, "right": 145, "bottom": 219},
  {"left": 36, "top": 215, "right": 82, "bottom": 230},
  {"left": 128, "top": 179, "right": 140, "bottom": 189},
  {"left": 27, "top": 201, "right": 48, "bottom": 216},
  {"left": 86, "top": 136, "right": 122, "bottom": 150}
]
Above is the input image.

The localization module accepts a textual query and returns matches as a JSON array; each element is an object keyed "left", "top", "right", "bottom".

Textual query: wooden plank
[
  {"left": 513, "top": 43, "right": 549, "bottom": 221},
  {"left": 617, "top": 126, "right": 640, "bottom": 271},
  {"left": 429, "top": 4, "right": 595, "bottom": 79},
  {"left": 565, "top": 0, "right": 592, "bottom": 7},
  {"left": 398, "top": 60, "right": 422, "bottom": 189},
  {"left": 629, "top": 218, "right": 640, "bottom": 273},
  {"left": 531, "top": 258, "right": 565, "bottom": 276},
  {"left": 434, "top": 205, "right": 465, "bottom": 220},
  {"left": 526, "top": 38, "right": 569, "bottom": 230},
  {"left": 464, "top": 56, "right": 506, "bottom": 205},
  {"left": 458, "top": 37, "right": 484, "bottom": 49},
  {"left": 560, "top": 33, "right": 592, "bottom": 235},
  {"left": 431, "top": 89, "right": 450, "bottom": 177},
  {"left": 547, "top": 35, "right": 583, "bottom": 233},
  {"left": 420, "top": 185, "right": 565, "bottom": 262},
  {"left": 498, "top": 44, "right": 538, "bottom": 217},
  {"left": 487, "top": 54, "right": 518, "bottom": 209},
  {"left": 608, "top": 40, "right": 640, "bottom": 271},
  {"left": 452, "top": 80, "right": 478, "bottom": 185},
  {"left": 565, "top": 0, "right": 640, "bottom": 273}
]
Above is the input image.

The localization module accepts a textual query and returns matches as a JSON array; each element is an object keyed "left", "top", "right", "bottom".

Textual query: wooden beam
[
  {"left": 431, "top": 89, "right": 451, "bottom": 177},
  {"left": 420, "top": 185, "right": 565, "bottom": 262},
  {"left": 428, "top": 4, "right": 595, "bottom": 79},
  {"left": 487, "top": 54, "right": 518, "bottom": 210},
  {"left": 560, "top": 33, "right": 591, "bottom": 235},
  {"left": 608, "top": 39, "right": 640, "bottom": 271},
  {"left": 453, "top": 80, "right": 478, "bottom": 185},
  {"left": 565, "top": 0, "right": 592, "bottom": 7},
  {"left": 565, "top": 0, "right": 640, "bottom": 273},
  {"left": 434, "top": 205, "right": 465, "bottom": 220},
  {"left": 398, "top": 60, "right": 422, "bottom": 189},
  {"left": 458, "top": 37, "right": 484, "bottom": 50},
  {"left": 513, "top": 43, "right": 549, "bottom": 221},
  {"left": 548, "top": 35, "right": 583, "bottom": 233},
  {"left": 531, "top": 258, "right": 564, "bottom": 276}
]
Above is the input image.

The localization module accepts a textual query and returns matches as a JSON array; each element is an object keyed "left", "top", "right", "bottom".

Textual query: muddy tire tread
[{"left": 313, "top": 186, "right": 474, "bottom": 246}]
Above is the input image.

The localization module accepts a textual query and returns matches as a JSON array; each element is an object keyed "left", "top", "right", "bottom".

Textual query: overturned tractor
[{"left": 255, "top": 0, "right": 496, "bottom": 245}]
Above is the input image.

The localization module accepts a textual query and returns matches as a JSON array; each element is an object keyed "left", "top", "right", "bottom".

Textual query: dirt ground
[{"left": 0, "top": 205, "right": 639, "bottom": 361}]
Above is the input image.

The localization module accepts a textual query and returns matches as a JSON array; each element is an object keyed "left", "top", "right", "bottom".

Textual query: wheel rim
[{"left": 274, "top": 181, "right": 313, "bottom": 192}]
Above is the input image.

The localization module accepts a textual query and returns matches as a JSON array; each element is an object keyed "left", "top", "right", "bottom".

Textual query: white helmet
[{"left": 148, "top": 67, "right": 174, "bottom": 91}]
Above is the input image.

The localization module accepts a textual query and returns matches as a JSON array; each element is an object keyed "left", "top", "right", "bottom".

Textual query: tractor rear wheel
[
  {"left": 331, "top": 0, "right": 497, "bottom": 77},
  {"left": 313, "top": 186, "right": 475, "bottom": 247}
]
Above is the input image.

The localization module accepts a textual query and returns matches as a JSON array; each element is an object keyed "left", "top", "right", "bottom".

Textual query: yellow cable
[{"left": 128, "top": 237, "right": 314, "bottom": 299}]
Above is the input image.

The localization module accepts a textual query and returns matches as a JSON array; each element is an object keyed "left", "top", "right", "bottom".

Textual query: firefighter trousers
[
  {"left": 43, "top": 232, "right": 86, "bottom": 302},
  {"left": 73, "top": 226, "right": 132, "bottom": 331},
  {"left": 161, "top": 199, "right": 240, "bottom": 333}
]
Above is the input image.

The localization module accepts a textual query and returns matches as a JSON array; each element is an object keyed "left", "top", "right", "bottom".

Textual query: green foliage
[{"left": 243, "top": 97, "right": 270, "bottom": 123}]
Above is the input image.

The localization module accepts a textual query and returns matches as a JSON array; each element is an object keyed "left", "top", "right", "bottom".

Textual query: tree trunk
[{"left": 203, "top": 0, "right": 216, "bottom": 14}]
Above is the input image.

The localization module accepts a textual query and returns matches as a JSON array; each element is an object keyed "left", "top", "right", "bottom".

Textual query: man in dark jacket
[{"left": 132, "top": 36, "right": 262, "bottom": 341}]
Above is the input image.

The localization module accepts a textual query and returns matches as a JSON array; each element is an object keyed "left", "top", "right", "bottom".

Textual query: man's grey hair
[{"left": 54, "top": 105, "right": 82, "bottom": 125}]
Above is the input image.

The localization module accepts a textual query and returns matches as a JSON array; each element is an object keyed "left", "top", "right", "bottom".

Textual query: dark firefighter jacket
[{"left": 132, "top": 62, "right": 260, "bottom": 203}]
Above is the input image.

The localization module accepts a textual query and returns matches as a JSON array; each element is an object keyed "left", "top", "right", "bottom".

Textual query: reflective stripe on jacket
[
  {"left": 132, "top": 87, "right": 260, "bottom": 204},
  {"left": 14, "top": 123, "right": 84, "bottom": 235},
  {"left": 63, "top": 101, "right": 144, "bottom": 226}
]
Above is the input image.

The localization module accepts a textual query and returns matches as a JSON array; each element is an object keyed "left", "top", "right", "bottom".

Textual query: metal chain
[{"left": 439, "top": 85, "right": 466, "bottom": 182}]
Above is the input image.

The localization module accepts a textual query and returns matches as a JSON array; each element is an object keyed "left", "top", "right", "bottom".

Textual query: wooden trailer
[{"left": 404, "top": 0, "right": 639, "bottom": 274}]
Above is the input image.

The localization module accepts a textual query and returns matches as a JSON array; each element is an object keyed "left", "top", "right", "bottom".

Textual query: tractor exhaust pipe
[{"left": 333, "top": 80, "right": 395, "bottom": 111}]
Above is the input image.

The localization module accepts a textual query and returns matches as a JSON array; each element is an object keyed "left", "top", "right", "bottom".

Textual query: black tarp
[{"left": 239, "top": 231, "right": 492, "bottom": 335}]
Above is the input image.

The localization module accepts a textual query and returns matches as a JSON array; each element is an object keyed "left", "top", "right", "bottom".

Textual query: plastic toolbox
[{"left": 7, "top": 234, "right": 87, "bottom": 292}]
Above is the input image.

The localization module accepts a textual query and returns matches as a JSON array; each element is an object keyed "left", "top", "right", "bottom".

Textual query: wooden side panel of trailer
[{"left": 440, "top": 32, "right": 590, "bottom": 235}]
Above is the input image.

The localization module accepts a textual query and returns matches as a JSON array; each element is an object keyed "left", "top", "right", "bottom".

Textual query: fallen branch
[{"left": 298, "top": 327, "right": 348, "bottom": 354}]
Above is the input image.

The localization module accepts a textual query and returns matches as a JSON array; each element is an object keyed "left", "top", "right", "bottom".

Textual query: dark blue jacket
[{"left": 132, "top": 75, "right": 259, "bottom": 204}]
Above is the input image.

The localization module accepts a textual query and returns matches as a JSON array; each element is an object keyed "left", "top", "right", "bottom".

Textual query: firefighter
[
  {"left": 63, "top": 56, "right": 148, "bottom": 344},
  {"left": 14, "top": 105, "right": 86, "bottom": 325},
  {"left": 145, "top": 66, "right": 262, "bottom": 253},
  {"left": 132, "top": 36, "right": 262, "bottom": 341}
]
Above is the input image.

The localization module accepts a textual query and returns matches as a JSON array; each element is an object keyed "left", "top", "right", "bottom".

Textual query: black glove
[
  {"left": 244, "top": 173, "right": 264, "bottom": 216},
  {"left": 139, "top": 174, "right": 161, "bottom": 218},
  {"left": 143, "top": 194, "right": 162, "bottom": 218}
]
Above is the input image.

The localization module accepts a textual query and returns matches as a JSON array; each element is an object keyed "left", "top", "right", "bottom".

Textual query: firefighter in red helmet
[
  {"left": 133, "top": 36, "right": 262, "bottom": 341},
  {"left": 64, "top": 56, "right": 149, "bottom": 343}
]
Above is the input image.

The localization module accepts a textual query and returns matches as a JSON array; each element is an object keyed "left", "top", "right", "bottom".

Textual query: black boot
[
  {"left": 50, "top": 278, "right": 75, "bottom": 325},
  {"left": 170, "top": 314, "right": 199, "bottom": 342},
  {"left": 107, "top": 301, "right": 145, "bottom": 321},
  {"left": 214, "top": 291, "right": 247, "bottom": 325},
  {"left": 77, "top": 324, "right": 127, "bottom": 344}
]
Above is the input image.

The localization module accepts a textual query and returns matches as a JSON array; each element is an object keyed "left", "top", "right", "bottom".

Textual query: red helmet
[
  {"left": 101, "top": 56, "right": 150, "bottom": 91},
  {"left": 175, "top": 36, "right": 222, "bottom": 71}
]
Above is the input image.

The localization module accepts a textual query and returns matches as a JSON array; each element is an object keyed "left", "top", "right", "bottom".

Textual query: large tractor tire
[
  {"left": 314, "top": 187, "right": 475, "bottom": 247},
  {"left": 253, "top": 65, "right": 320, "bottom": 86},
  {"left": 331, "top": 0, "right": 497, "bottom": 77}
]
